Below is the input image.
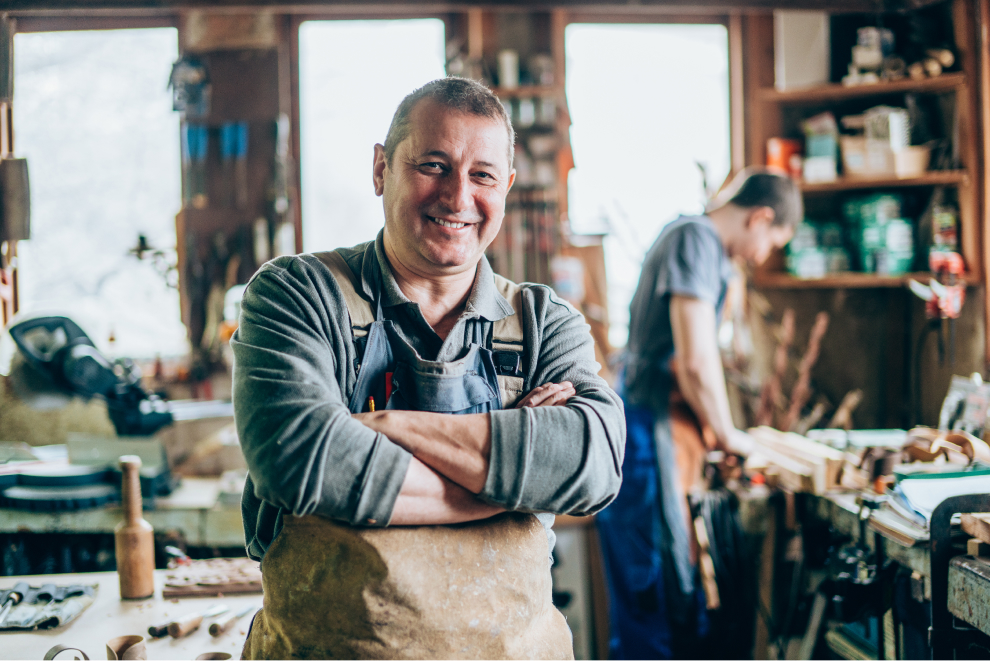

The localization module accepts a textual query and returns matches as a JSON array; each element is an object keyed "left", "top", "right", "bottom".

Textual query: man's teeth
[{"left": 431, "top": 217, "right": 467, "bottom": 229}]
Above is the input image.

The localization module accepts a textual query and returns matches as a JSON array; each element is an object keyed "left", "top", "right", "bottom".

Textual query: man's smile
[{"left": 427, "top": 215, "right": 473, "bottom": 230}]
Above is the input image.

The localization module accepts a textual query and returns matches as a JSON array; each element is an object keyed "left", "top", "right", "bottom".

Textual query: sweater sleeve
[
  {"left": 231, "top": 257, "right": 411, "bottom": 528},
  {"left": 482, "top": 287, "right": 625, "bottom": 515}
]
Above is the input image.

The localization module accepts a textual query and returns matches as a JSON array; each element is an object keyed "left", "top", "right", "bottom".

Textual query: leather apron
[{"left": 242, "top": 252, "right": 573, "bottom": 660}]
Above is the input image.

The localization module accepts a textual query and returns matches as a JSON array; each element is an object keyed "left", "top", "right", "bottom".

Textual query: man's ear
[
  {"left": 373, "top": 144, "right": 388, "bottom": 197},
  {"left": 746, "top": 206, "right": 776, "bottom": 229}
]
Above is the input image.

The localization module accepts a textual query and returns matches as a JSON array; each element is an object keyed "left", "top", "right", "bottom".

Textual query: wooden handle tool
[
  {"left": 167, "top": 604, "right": 229, "bottom": 638},
  {"left": 147, "top": 620, "right": 171, "bottom": 638},
  {"left": 209, "top": 606, "right": 255, "bottom": 637}
]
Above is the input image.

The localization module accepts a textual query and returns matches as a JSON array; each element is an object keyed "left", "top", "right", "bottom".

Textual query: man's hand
[
  {"left": 515, "top": 381, "right": 576, "bottom": 408},
  {"left": 726, "top": 428, "right": 754, "bottom": 457}
]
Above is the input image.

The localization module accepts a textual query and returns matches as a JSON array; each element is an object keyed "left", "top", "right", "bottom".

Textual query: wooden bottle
[{"left": 115, "top": 455, "right": 155, "bottom": 599}]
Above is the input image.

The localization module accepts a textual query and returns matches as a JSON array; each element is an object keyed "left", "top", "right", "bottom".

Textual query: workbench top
[
  {"left": 0, "top": 571, "right": 262, "bottom": 660},
  {"left": 0, "top": 478, "right": 245, "bottom": 548}
]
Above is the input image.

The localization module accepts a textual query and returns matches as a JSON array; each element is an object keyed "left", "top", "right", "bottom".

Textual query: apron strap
[
  {"left": 492, "top": 274, "right": 525, "bottom": 408},
  {"left": 492, "top": 274, "right": 524, "bottom": 350},
  {"left": 313, "top": 251, "right": 376, "bottom": 339}
]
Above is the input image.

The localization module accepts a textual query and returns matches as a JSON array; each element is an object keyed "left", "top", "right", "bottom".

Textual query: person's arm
[
  {"left": 669, "top": 294, "right": 752, "bottom": 455},
  {"left": 389, "top": 457, "right": 504, "bottom": 525},
  {"left": 355, "top": 382, "right": 576, "bottom": 494}
]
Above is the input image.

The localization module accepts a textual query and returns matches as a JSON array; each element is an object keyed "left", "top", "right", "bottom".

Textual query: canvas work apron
[{"left": 242, "top": 251, "right": 573, "bottom": 660}]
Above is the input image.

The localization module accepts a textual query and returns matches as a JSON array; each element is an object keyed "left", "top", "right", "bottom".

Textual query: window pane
[
  {"left": 14, "top": 28, "right": 184, "bottom": 358},
  {"left": 299, "top": 19, "right": 446, "bottom": 252},
  {"left": 565, "top": 24, "right": 730, "bottom": 348}
]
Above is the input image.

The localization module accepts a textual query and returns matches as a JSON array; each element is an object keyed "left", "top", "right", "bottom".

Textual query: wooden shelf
[
  {"left": 752, "top": 271, "right": 979, "bottom": 289},
  {"left": 491, "top": 85, "right": 558, "bottom": 98},
  {"left": 800, "top": 170, "right": 968, "bottom": 193},
  {"left": 759, "top": 72, "right": 966, "bottom": 104}
]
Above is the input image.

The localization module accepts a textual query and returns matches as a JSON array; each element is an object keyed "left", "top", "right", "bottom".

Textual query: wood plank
[
  {"left": 751, "top": 270, "right": 981, "bottom": 290},
  {"left": 728, "top": 12, "right": 744, "bottom": 175},
  {"left": 799, "top": 170, "right": 968, "bottom": 193},
  {"left": 952, "top": 0, "right": 981, "bottom": 285},
  {"left": 758, "top": 71, "right": 965, "bottom": 103},
  {"left": 0, "top": 1, "right": 931, "bottom": 14},
  {"left": 979, "top": 0, "right": 990, "bottom": 367},
  {"left": 962, "top": 513, "right": 990, "bottom": 545}
]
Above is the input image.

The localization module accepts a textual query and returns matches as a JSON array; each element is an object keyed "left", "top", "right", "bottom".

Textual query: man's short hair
[
  {"left": 383, "top": 77, "right": 515, "bottom": 169},
  {"left": 718, "top": 168, "right": 803, "bottom": 228}
]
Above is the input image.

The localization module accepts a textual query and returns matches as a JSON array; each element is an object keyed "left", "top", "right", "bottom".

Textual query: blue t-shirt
[{"left": 622, "top": 215, "right": 735, "bottom": 413}]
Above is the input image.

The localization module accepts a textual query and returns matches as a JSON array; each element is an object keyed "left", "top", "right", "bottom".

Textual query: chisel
[
  {"left": 153, "top": 604, "right": 228, "bottom": 639},
  {"left": 0, "top": 582, "right": 29, "bottom": 626},
  {"left": 209, "top": 605, "right": 255, "bottom": 637}
]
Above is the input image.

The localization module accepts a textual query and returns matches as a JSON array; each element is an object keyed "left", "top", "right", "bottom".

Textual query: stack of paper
[{"left": 895, "top": 474, "right": 990, "bottom": 527}]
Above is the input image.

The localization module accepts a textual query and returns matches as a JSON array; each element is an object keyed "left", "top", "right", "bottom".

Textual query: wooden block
[
  {"left": 967, "top": 537, "right": 990, "bottom": 557},
  {"left": 962, "top": 513, "right": 990, "bottom": 545}
]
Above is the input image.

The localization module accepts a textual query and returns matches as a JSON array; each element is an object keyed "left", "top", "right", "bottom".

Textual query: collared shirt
[
  {"left": 231, "top": 231, "right": 625, "bottom": 561},
  {"left": 622, "top": 214, "right": 736, "bottom": 413}
]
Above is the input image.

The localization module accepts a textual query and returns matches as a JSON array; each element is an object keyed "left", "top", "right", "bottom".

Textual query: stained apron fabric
[
  {"left": 243, "top": 294, "right": 573, "bottom": 660},
  {"left": 595, "top": 394, "right": 708, "bottom": 659}
]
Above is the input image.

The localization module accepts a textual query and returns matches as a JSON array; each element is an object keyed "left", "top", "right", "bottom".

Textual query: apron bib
[{"left": 243, "top": 251, "right": 572, "bottom": 660}]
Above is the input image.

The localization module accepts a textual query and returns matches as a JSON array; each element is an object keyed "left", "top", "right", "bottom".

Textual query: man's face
[
  {"left": 374, "top": 99, "right": 515, "bottom": 276},
  {"left": 735, "top": 207, "right": 794, "bottom": 266}
]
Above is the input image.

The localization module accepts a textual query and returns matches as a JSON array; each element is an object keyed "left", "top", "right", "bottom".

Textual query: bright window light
[
  {"left": 565, "top": 23, "right": 730, "bottom": 348},
  {"left": 299, "top": 20, "right": 446, "bottom": 252},
  {"left": 13, "top": 28, "right": 184, "bottom": 358}
]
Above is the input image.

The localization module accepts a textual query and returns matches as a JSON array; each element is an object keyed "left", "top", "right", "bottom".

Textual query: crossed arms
[{"left": 355, "top": 383, "right": 576, "bottom": 524}]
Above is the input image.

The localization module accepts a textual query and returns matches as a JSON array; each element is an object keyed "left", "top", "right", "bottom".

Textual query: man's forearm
[
  {"left": 389, "top": 456, "right": 503, "bottom": 525},
  {"left": 354, "top": 410, "right": 491, "bottom": 493},
  {"left": 676, "top": 351, "right": 735, "bottom": 445},
  {"left": 670, "top": 295, "right": 738, "bottom": 448}
]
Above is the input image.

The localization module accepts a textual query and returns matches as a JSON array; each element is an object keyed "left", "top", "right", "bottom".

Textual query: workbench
[
  {"left": 0, "top": 571, "right": 261, "bottom": 660},
  {"left": 0, "top": 478, "right": 244, "bottom": 548},
  {"left": 809, "top": 491, "right": 990, "bottom": 657}
]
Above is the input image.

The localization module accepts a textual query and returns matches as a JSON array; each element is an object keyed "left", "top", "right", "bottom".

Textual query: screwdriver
[
  {"left": 0, "top": 582, "right": 29, "bottom": 626},
  {"left": 209, "top": 605, "right": 255, "bottom": 637}
]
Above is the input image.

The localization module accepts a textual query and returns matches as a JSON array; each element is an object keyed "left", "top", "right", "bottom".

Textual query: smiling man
[{"left": 231, "top": 77, "right": 624, "bottom": 660}]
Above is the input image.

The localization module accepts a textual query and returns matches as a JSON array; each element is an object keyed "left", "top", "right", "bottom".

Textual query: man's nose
[{"left": 439, "top": 171, "right": 474, "bottom": 213}]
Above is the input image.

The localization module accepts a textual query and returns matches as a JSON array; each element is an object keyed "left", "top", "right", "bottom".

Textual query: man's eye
[
  {"left": 420, "top": 162, "right": 443, "bottom": 171},
  {"left": 473, "top": 171, "right": 494, "bottom": 180}
]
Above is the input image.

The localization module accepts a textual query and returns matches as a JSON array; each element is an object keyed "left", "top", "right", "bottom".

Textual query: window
[
  {"left": 565, "top": 23, "right": 730, "bottom": 348},
  {"left": 299, "top": 19, "right": 446, "bottom": 252},
  {"left": 14, "top": 28, "right": 184, "bottom": 358}
]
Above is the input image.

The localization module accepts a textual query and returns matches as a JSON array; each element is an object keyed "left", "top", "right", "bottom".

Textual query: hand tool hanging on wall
[
  {"left": 181, "top": 123, "right": 209, "bottom": 208},
  {"left": 908, "top": 251, "right": 966, "bottom": 365},
  {"left": 220, "top": 122, "right": 248, "bottom": 209}
]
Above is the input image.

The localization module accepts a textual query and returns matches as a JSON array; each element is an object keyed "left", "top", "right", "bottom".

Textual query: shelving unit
[{"left": 749, "top": 0, "right": 981, "bottom": 293}]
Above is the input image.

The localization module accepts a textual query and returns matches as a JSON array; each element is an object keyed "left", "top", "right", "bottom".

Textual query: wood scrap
[
  {"left": 794, "top": 396, "right": 831, "bottom": 436},
  {"left": 961, "top": 513, "right": 990, "bottom": 545},
  {"left": 163, "top": 557, "right": 262, "bottom": 598},
  {"left": 749, "top": 426, "right": 845, "bottom": 494},
  {"left": 827, "top": 390, "right": 863, "bottom": 431},
  {"left": 756, "top": 310, "right": 794, "bottom": 427},
  {"left": 783, "top": 312, "right": 830, "bottom": 432}
]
